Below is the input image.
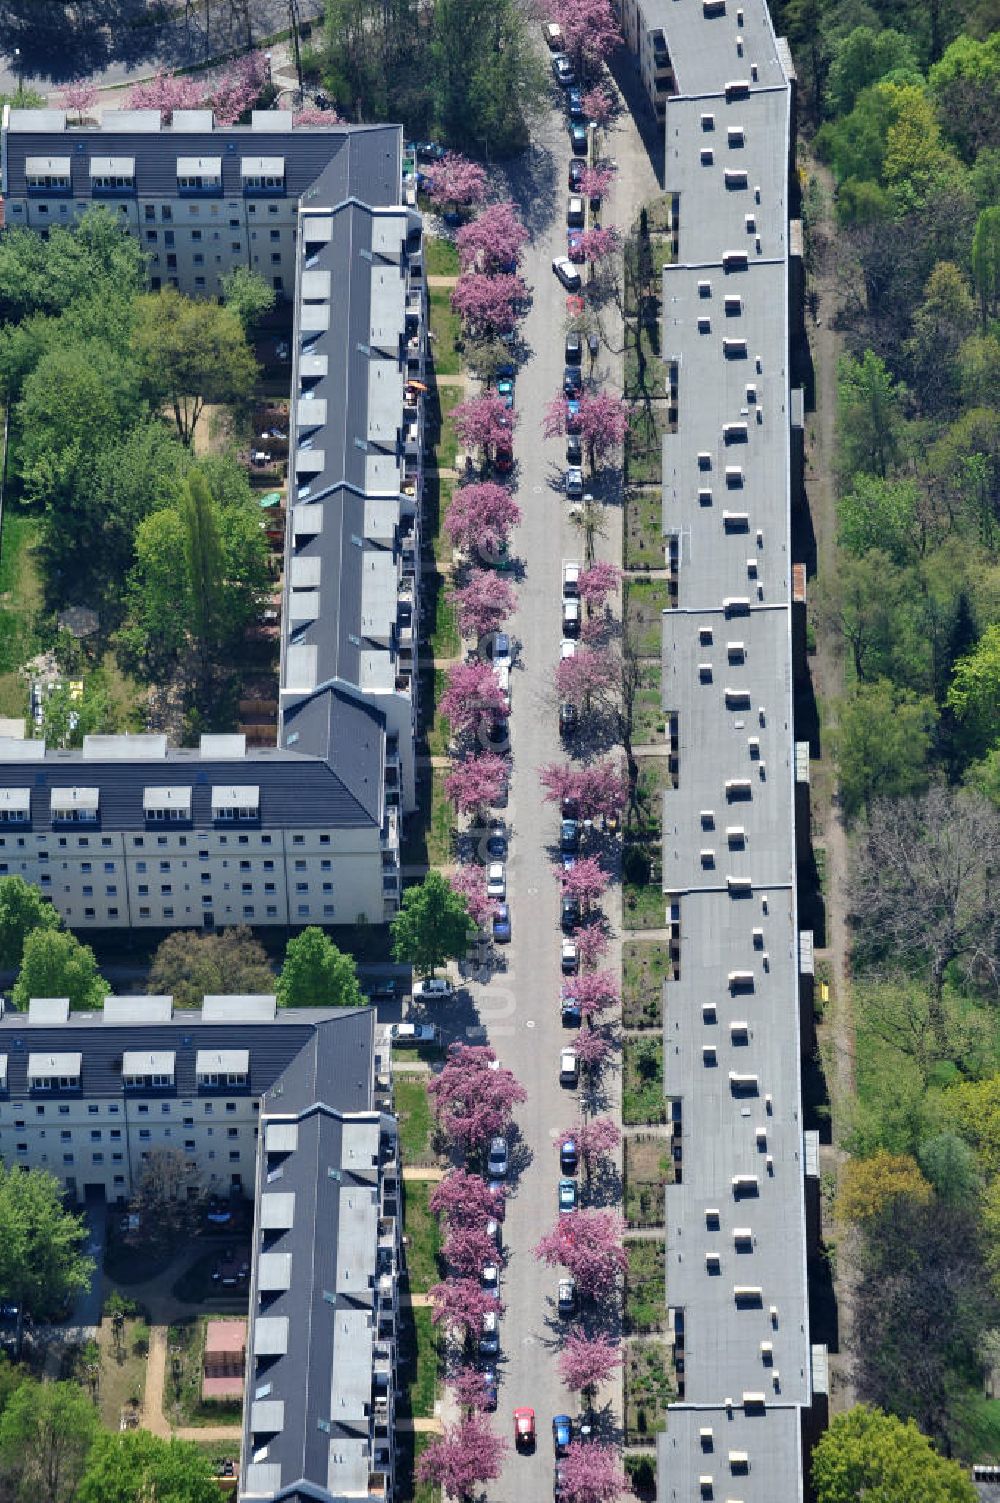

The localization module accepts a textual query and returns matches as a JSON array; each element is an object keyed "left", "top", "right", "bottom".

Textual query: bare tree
[
  {"left": 130, "top": 1149, "right": 205, "bottom": 1250},
  {"left": 851, "top": 787, "right": 1000, "bottom": 1021}
]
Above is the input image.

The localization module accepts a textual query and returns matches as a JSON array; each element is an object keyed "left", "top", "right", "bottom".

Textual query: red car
[
  {"left": 514, "top": 1407, "right": 536, "bottom": 1450},
  {"left": 494, "top": 443, "right": 514, "bottom": 475}
]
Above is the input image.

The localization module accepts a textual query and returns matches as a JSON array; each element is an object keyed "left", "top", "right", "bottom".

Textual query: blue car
[
  {"left": 558, "top": 1178, "right": 578, "bottom": 1214},
  {"left": 561, "top": 995, "right": 582, "bottom": 1027},
  {"left": 493, "top": 904, "right": 512, "bottom": 944},
  {"left": 570, "top": 122, "right": 588, "bottom": 155},
  {"left": 566, "top": 397, "right": 582, "bottom": 433},
  {"left": 560, "top": 1137, "right": 579, "bottom": 1173},
  {"left": 553, "top": 1415, "right": 573, "bottom": 1456},
  {"left": 497, "top": 378, "right": 514, "bottom": 410},
  {"left": 567, "top": 87, "right": 584, "bottom": 119}
]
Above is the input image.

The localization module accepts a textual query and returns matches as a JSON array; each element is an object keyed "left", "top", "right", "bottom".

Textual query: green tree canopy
[
  {"left": 918, "top": 1131, "right": 981, "bottom": 1203},
  {"left": 277, "top": 927, "right": 364, "bottom": 1009},
  {"left": 391, "top": 870, "right": 475, "bottom": 978},
  {"left": 0, "top": 208, "right": 144, "bottom": 326},
  {"left": 834, "top": 679, "right": 934, "bottom": 817},
  {"left": 929, "top": 32, "right": 1000, "bottom": 162},
  {"left": 827, "top": 27, "right": 920, "bottom": 117},
  {"left": 12, "top": 928, "right": 108, "bottom": 1012},
  {"left": 837, "top": 475, "right": 921, "bottom": 561},
  {"left": 220, "top": 265, "right": 276, "bottom": 332},
  {"left": 132, "top": 288, "right": 257, "bottom": 446},
  {"left": 904, "top": 260, "right": 976, "bottom": 414},
  {"left": 0, "top": 1379, "right": 98, "bottom": 1503},
  {"left": 0, "top": 877, "right": 62, "bottom": 971},
  {"left": 812, "top": 1405, "right": 976, "bottom": 1503},
  {"left": 972, "top": 204, "right": 1000, "bottom": 328},
  {"left": 147, "top": 926, "right": 274, "bottom": 1010},
  {"left": 837, "top": 350, "right": 906, "bottom": 480},
  {"left": 76, "top": 1429, "right": 219, "bottom": 1503},
  {"left": 0, "top": 1165, "right": 93, "bottom": 1324},
  {"left": 947, "top": 622, "right": 1000, "bottom": 759}
]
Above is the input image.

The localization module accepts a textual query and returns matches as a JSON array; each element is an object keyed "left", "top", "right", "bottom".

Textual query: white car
[
  {"left": 561, "top": 938, "right": 580, "bottom": 974},
  {"left": 560, "top": 1047, "right": 580, "bottom": 1086},
  {"left": 481, "top": 1261, "right": 500, "bottom": 1292},
  {"left": 487, "top": 861, "right": 506, "bottom": 899},
  {"left": 562, "top": 598, "right": 581, "bottom": 636},
  {"left": 552, "top": 255, "right": 582, "bottom": 291},
  {"left": 561, "top": 639, "right": 578, "bottom": 661},
  {"left": 389, "top": 1023, "right": 439, "bottom": 1043},
  {"left": 563, "top": 561, "right": 580, "bottom": 597},
  {"left": 412, "top": 977, "right": 454, "bottom": 1001}
]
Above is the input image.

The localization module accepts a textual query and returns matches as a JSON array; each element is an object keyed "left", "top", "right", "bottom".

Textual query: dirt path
[{"left": 801, "top": 158, "right": 856, "bottom": 1409}]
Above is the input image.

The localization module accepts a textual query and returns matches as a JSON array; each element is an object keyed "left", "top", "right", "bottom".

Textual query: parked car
[
  {"left": 560, "top": 818, "right": 580, "bottom": 852},
  {"left": 407, "top": 140, "right": 447, "bottom": 162},
  {"left": 563, "top": 364, "right": 582, "bottom": 396},
  {"left": 558, "top": 1277, "right": 578, "bottom": 1317},
  {"left": 543, "top": 21, "right": 563, "bottom": 49},
  {"left": 564, "top": 467, "right": 584, "bottom": 499},
  {"left": 552, "top": 255, "right": 582, "bottom": 291},
  {"left": 567, "top": 87, "right": 584, "bottom": 119},
  {"left": 561, "top": 994, "right": 582, "bottom": 1026},
  {"left": 487, "top": 1216, "right": 502, "bottom": 1252},
  {"left": 552, "top": 53, "right": 576, "bottom": 85},
  {"left": 567, "top": 230, "right": 585, "bottom": 263},
  {"left": 563, "top": 560, "right": 580, "bottom": 595},
  {"left": 412, "top": 977, "right": 454, "bottom": 1001},
  {"left": 553, "top": 1414, "right": 573, "bottom": 1455},
  {"left": 514, "top": 1407, "right": 536, "bottom": 1450},
  {"left": 363, "top": 977, "right": 398, "bottom": 1001},
  {"left": 561, "top": 936, "right": 580, "bottom": 974},
  {"left": 560, "top": 639, "right": 578, "bottom": 662},
  {"left": 479, "top": 1307, "right": 500, "bottom": 1356},
  {"left": 564, "top": 332, "right": 583, "bottom": 366},
  {"left": 482, "top": 1366, "right": 499, "bottom": 1410},
  {"left": 488, "top": 1135, "right": 509, "bottom": 1178},
  {"left": 559, "top": 701, "right": 579, "bottom": 738},
  {"left": 497, "top": 358, "right": 516, "bottom": 380},
  {"left": 486, "top": 861, "right": 506, "bottom": 899},
  {"left": 493, "top": 903, "right": 512, "bottom": 944},
  {"left": 561, "top": 896, "right": 581, "bottom": 931},
  {"left": 560, "top": 1048, "right": 580, "bottom": 1087},
  {"left": 481, "top": 1261, "right": 500, "bottom": 1292},
  {"left": 560, "top": 1137, "right": 579, "bottom": 1173},
  {"left": 565, "top": 396, "right": 582, "bottom": 432},
  {"left": 569, "top": 158, "right": 585, "bottom": 190},
  {"left": 491, "top": 631, "right": 511, "bottom": 665},
  {"left": 487, "top": 822, "right": 507, "bottom": 858},
  {"left": 570, "top": 122, "right": 589, "bottom": 154},
  {"left": 562, "top": 598, "right": 581, "bottom": 636},
  {"left": 555, "top": 1462, "right": 567, "bottom": 1499},
  {"left": 389, "top": 1023, "right": 439, "bottom": 1043},
  {"left": 567, "top": 195, "right": 585, "bottom": 228},
  {"left": 498, "top": 377, "right": 514, "bottom": 409},
  {"left": 564, "top": 434, "right": 582, "bottom": 468},
  {"left": 558, "top": 1177, "right": 578, "bottom": 1212},
  {"left": 494, "top": 441, "right": 514, "bottom": 474}
]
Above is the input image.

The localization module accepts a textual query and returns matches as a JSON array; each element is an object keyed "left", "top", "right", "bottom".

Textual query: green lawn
[
  {"left": 623, "top": 1036, "right": 666, "bottom": 1125},
  {"left": 427, "top": 476, "right": 455, "bottom": 565},
  {"left": 429, "top": 287, "right": 462, "bottom": 377},
  {"left": 625, "top": 1342, "right": 674, "bottom": 1443},
  {"left": 625, "top": 578, "right": 670, "bottom": 657},
  {"left": 631, "top": 659, "right": 665, "bottom": 744},
  {"left": 625, "top": 1135, "right": 672, "bottom": 1227},
  {"left": 425, "top": 237, "right": 460, "bottom": 277},
  {"left": 0, "top": 505, "right": 42, "bottom": 709},
  {"left": 625, "top": 403, "right": 668, "bottom": 486},
  {"left": 625, "top": 319, "right": 664, "bottom": 401},
  {"left": 395, "top": 1073, "right": 436, "bottom": 1165},
  {"left": 402, "top": 1179, "right": 442, "bottom": 1291},
  {"left": 628, "top": 756, "right": 671, "bottom": 842},
  {"left": 428, "top": 768, "right": 454, "bottom": 866},
  {"left": 419, "top": 667, "right": 451, "bottom": 758},
  {"left": 398, "top": 1431, "right": 440, "bottom": 1503},
  {"left": 625, "top": 1239, "right": 667, "bottom": 1333},
  {"left": 623, "top": 875, "right": 666, "bottom": 931},
  {"left": 435, "top": 385, "right": 463, "bottom": 471},
  {"left": 625, "top": 488, "right": 664, "bottom": 571},
  {"left": 429, "top": 581, "right": 460, "bottom": 661},
  {"left": 406, "top": 1306, "right": 441, "bottom": 1419},
  {"left": 623, "top": 940, "right": 670, "bottom": 1029}
]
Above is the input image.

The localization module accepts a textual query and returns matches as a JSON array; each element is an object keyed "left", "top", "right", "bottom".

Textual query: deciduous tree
[
  {"left": 445, "top": 481, "right": 521, "bottom": 556},
  {"left": 834, "top": 679, "right": 934, "bottom": 818},
  {"left": 132, "top": 288, "right": 257, "bottom": 447},
  {"left": 837, "top": 349, "right": 905, "bottom": 481},
  {"left": 948, "top": 623, "right": 1000, "bottom": 760},
  {"left": 560, "top": 856, "right": 610, "bottom": 911},
  {"left": 428, "top": 1043, "right": 526, "bottom": 1151},
  {"left": 208, "top": 51, "right": 269, "bottom": 125},
  {"left": 391, "top": 871, "right": 476, "bottom": 978},
  {"left": 557, "top": 1331, "right": 622, "bottom": 1395},
  {"left": 574, "top": 1027, "right": 613, "bottom": 1075},
  {"left": 456, "top": 201, "right": 528, "bottom": 272},
  {"left": 555, "top": 646, "right": 618, "bottom": 710},
  {"left": 449, "top": 570, "right": 516, "bottom": 640},
  {"left": 563, "top": 971, "right": 620, "bottom": 1020},
  {"left": 578, "top": 165, "right": 616, "bottom": 203},
  {"left": 450, "top": 392, "right": 519, "bottom": 454},
  {"left": 576, "top": 921, "right": 611, "bottom": 968},
  {"left": 426, "top": 152, "right": 489, "bottom": 211},
  {"left": 811, "top": 1405, "right": 976, "bottom": 1503},
  {"left": 148, "top": 926, "right": 273, "bottom": 1010},
  {"left": 127, "top": 70, "right": 203, "bottom": 121},
  {"left": 417, "top": 1413, "right": 507, "bottom": 1499},
  {"left": 430, "top": 1170, "right": 505, "bottom": 1227},
  {"left": 837, "top": 1152, "right": 932, "bottom": 1222},
  {"left": 443, "top": 1222, "right": 497, "bottom": 1277},
  {"left": 277, "top": 928, "right": 362, "bottom": 1009},
  {"left": 58, "top": 81, "right": 98, "bottom": 122},
  {"left": 558, "top": 1439, "right": 629, "bottom": 1503},
  {"left": 76, "top": 1429, "right": 219, "bottom": 1503},
  {"left": 444, "top": 753, "right": 509, "bottom": 817},
  {"left": 451, "top": 273, "right": 528, "bottom": 338},
  {"left": 580, "top": 85, "right": 614, "bottom": 129},
  {"left": 129, "top": 1149, "right": 204, "bottom": 1251},
  {"left": 440, "top": 660, "right": 509, "bottom": 739},
  {"left": 221, "top": 266, "right": 276, "bottom": 333},
  {"left": 534, "top": 1209, "right": 626, "bottom": 1298},
  {"left": 552, "top": 0, "right": 622, "bottom": 79},
  {"left": 577, "top": 562, "right": 621, "bottom": 611},
  {"left": 0, "top": 878, "right": 62, "bottom": 972},
  {"left": 447, "top": 865, "right": 496, "bottom": 929},
  {"left": 12, "top": 928, "right": 107, "bottom": 1012},
  {"left": 451, "top": 1365, "right": 493, "bottom": 1413},
  {"left": 428, "top": 1277, "right": 500, "bottom": 1342},
  {"left": 0, "top": 1166, "right": 93, "bottom": 1336},
  {"left": 0, "top": 1380, "right": 97, "bottom": 1503}
]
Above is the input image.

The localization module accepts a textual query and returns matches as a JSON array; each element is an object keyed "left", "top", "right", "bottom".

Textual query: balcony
[
  {"left": 373, "top": 1339, "right": 394, "bottom": 1382},
  {"left": 381, "top": 806, "right": 400, "bottom": 854}
]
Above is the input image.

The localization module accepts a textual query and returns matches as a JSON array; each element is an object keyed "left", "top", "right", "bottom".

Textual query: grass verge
[
  {"left": 625, "top": 578, "right": 670, "bottom": 657},
  {"left": 623, "top": 1036, "right": 666, "bottom": 1125},
  {"left": 623, "top": 940, "right": 670, "bottom": 1029},
  {"left": 625, "top": 1239, "right": 666, "bottom": 1333},
  {"left": 429, "top": 288, "right": 462, "bottom": 377},
  {"left": 625, "top": 1135, "right": 673, "bottom": 1227},
  {"left": 425, "top": 238, "right": 460, "bottom": 277},
  {"left": 403, "top": 1180, "right": 442, "bottom": 1292},
  {"left": 625, "top": 488, "right": 664, "bottom": 571},
  {"left": 396, "top": 1074, "right": 437, "bottom": 1166},
  {"left": 625, "top": 1342, "right": 674, "bottom": 1443}
]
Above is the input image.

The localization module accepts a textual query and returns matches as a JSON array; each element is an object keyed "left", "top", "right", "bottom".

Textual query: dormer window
[
  {"left": 51, "top": 788, "right": 99, "bottom": 824},
  {"left": 123, "top": 1052, "right": 176, "bottom": 1089},
  {"left": 90, "top": 157, "right": 136, "bottom": 193},
  {"left": 28, "top": 1053, "right": 82, "bottom": 1091},
  {"left": 176, "top": 157, "right": 222, "bottom": 193},
  {"left": 196, "top": 1049, "right": 249, "bottom": 1089},
  {"left": 143, "top": 787, "right": 192, "bottom": 823},
  {"left": 25, "top": 156, "right": 71, "bottom": 192},
  {"left": 211, "top": 786, "right": 259, "bottom": 823},
  {"left": 241, "top": 156, "right": 285, "bottom": 193},
  {"left": 0, "top": 790, "right": 30, "bottom": 824}
]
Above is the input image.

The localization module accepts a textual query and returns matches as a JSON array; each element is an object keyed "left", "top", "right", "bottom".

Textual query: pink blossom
[
  {"left": 444, "top": 1221, "right": 498, "bottom": 1278},
  {"left": 292, "top": 105, "right": 343, "bottom": 125},
  {"left": 426, "top": 152, "right": 489, "bottom": 210},
  {"left": 563, "top": 970, "right": 620, "bottom": 1020},
  {"left": 557, "top": 1330, "right": 622, "bottom": 1393},
  {"left": 451, "top": 1365, "right": 495, "bottom": 1413},
  {"left": 575, "top": 1027, "right": 614, "bottom": 1075},
  {"left": 209, "top": 51, "right": 269, "bottom": 125},
  {"left": 555, "top": 646, "right": 618, "bottom": 709},
  {"left": 577, "top": 562, "right": 621, "bottom": 609},
  {"left": 440, "top": 661, "right": 509, "bottom": 739},
  {"left": 579, "top": 390, "right": 630, "bottom": 467},
  {"left": 560, "top": 855, "right": 610, "bottom": 909},
  {"left": 127, "top": 70, "right": 203, "bottom": 122},
  {"left": 451, "top": 392, "right": 520, "bottom": 454},
  {"left": 534, "top": 1208, "right": 627, "bottom": 1299},
  {"left": 544, "top": 394, "right": 573, "bottom": 441},
  {"left": 552, "top": 0, "right": 622, "bottom": 75},
  {"left": 448, "top": 569, "right": 516, "bottom": 641},
  {"left": 558, "top": 1439, "right": 629, "bottom": 1503},
  {"left": 417, "top": 1414, "right": 508, "bottom": 1498},
  {"left": 444, "top": 753, "right": 509, "bottom": 817},
  {"left": 576, "top": 1115, "right": 622, "bottom": 1168},
  {"left": 577, "top": 920, "right": 611, "bottom": 968},
  {"left": 59, "top": 81, "right": 98, "bottom": 120},
  {"left": 577, "top": 225, "right": 622, "bottom": 266},
  {"left": 445, "top": 481, "right": 522, "bottom": 556},
  {"left": 539, "top": 762, "right": 582, "bottom": 809},
  {"left": 428, "top": 1043, "right": 526, "bottom": 1152},
  {"left": 447, "top": 865, "right": 497, "bottom": 929},
  {"left": 581, "top": 86, "right": 615, "bottom": 129},
  {"left": 451, "top": 272, "right": 528, "bottom": 338},
  {"left": 578, "top": 165, "right": 617, "bottom": 203},
  {"left": 430, "top": 1169, "right": 506, "bottom": 1227},
  {"left": 429, "top": 1277, "right": 501, "bottom": 1341},
  {"left": 577, "top": 759, "right": 628, "bottom": 821},
  {"left": 456, "top": 200, "right": 529, "bottom": 273}
]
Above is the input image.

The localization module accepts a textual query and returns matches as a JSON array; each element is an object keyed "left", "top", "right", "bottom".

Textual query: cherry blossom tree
[
  {"left": 449, "top": 570, "right": 516, "bottom": 641},
  {"left": 575, "top": 1116, "right": 622, "bottom": 1177},
  {"left": 577, "top": 920, "right": 611, "bottom": 968},
  {"left": 539, "top": 762, "right": 581, "bottom": 809},
  {"left": 451, "top": 393, "right": 519, "bottom": 455},
  {"left": 444, "top": 753, "right": 509, "bottom": 818},
  {"left": 578, "top": 759, "right": 628, "bottom": 821},
  {"left": 451, "top": 1365, "right": 494, "bottom": 1413},
  {"left": 426, "top": 152, "right": 488, "bottom": 212},
  {"left": 578, "top": 165, "right": 617, "bottom": 204},
  {"left": 431, "top": 1169, "right": 505, "bottom": 1227},
  {"left": 428, "top": 1043, "right": 526, "bottom": 1152},
  {"left": 60, "top": 81, "right": 98, "bottom": 122},
  {"left": 577, "top": 562, "right": 621, "bottom": 612},
  {"left": 563, "top": 970, "right": 620, "bottom": 1021},
  {"left": 127, "top": 70, "right": 203, "bottom": 121},
  {"left": 291, "top": 105, "right": 343, "bottom": 125},
  {"left": 418, "top": 1414, "right": 508, "bottom": 1500},
  {"left": 209, "top": 52, "right": 269, "bottom": 125},
  {"left": 440, "top": 661, "right": 509, "bottom": 740},
  {"left": 452, "top": 273, "right": 528, "bottom": 338},
  {"left": 557, "top": 1330, "right": 622, "bottom": 1395},
  {"left": 560, "top": 856, "right": 610, "bottom": 910},
  {"left": 552, "top": 0, "right": 622, "bottom": 77},
  {"left": 575, "top": 1027, "right": 614, "bottom": 1076},
  {"left": 447, "top": 865, "right": 497, "bottom": 930},
  {"left": 555, "top": 646, "right": 618, "bottom": 710},
  {"left": 558, "top": 1439, "right": 629, "bottom": 1503},
  {"left": 581, "top": 86, "right": 615, "bottom": 130},
  {"left": 534, "top": 1209, "right": 627, "bottom": 1299},
  {"left": 456, "top": 201, "right": 528, "bottom": 273},
  {"left": 429, "top": 1277, "right": 500, "bottom": 1341},
  {"left": 445, "top": 482, "right": 521, "bottom": 556},
  {"left": 578, "top": 226, "right": 622, "bottom": 277},
  {"left": 580, "top": 391, "right": 630, "bottom": 470},
  {"left": 544, "top": 394, "right": 573, "bottom": 442},
  {"left": 444, "top": 1221, "right": 499, "bottom": 1278}
]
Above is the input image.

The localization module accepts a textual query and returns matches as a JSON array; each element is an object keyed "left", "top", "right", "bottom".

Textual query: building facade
[
  {"left": 0, "top": 107, "right": 429, "bottom": 930},
  {"left": 0, "top": 993, "right": 401, "bottom": 1503}
]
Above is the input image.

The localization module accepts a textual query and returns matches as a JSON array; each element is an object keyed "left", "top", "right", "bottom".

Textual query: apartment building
[
  {"left": 0, "top": 993, "right": 401, "bottom": 1503},
  {"left": 0, "top": 108, "right": 429, "bottom": 930},
  {"left": 613, "top": 0, "right": 676, "bottom": 118},
  {"left": 620, "top": 0, "right": 826, "bottom": 1497}
]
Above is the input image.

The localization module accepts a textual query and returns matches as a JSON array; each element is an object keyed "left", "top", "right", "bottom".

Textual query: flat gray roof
[{"left": 658, "top": 1404, "right": 804, "bottom": 1502}]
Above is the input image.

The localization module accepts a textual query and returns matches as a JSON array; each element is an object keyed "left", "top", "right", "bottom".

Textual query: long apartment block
[
  {"left": 0, "top": 108, "right": 429, "bottom": 931},
  {"left": 614, "top": 0, "right": 828, "bottom": 1497},
  {"left": 0, "top": 993, "right": 401, "bottom": 1503}
]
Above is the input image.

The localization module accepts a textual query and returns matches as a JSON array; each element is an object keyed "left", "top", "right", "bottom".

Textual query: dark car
[
  {"left": 560, "top": 818, "right": 580, "bottom": 852},
  {"left": 559, "top": 701, "right": 579, "bottom": 738},
  {"left": 563, "top": 365, "right": 582, "bottom": 397},
  {"left": 568, "top": 159, "right": 585, "bottom": 191},
  {"left": 566, "top": 434, "right": 582, "bottom": 466},
  {"left": 497, "top": 359, "right": 516, "bottom": 381},
  {"left": 552, "top": 53, "right": 576, "bottom": 85},
  {"left": 560, "top": 1137, "right": 579, "bottom": 1173},
  {"left": 565, "top": 331, "right": 583, "bottom": 365},
  {"left": 570, "top": 122, "right": 588, "bottom": 154},
  {"left": 493, "top": 903, "right": 512, "bottom": 944},
  {"left": 561, "top": 896, "right": 581, "bottom": 932},
  {"left": 407, "top": 140, "right": 447, "bottom": 162},
  {"left": 494, "top": 443, "right": 514, "bottom": 475},
  {"left": 567, "top": 230, "right": 585, "bottom": 263},
  {"left": 562, "top": 795, "right": 580, "bottom": 819},
  {"left": 482, "top": 1366, "right": 498, "bottom": 1410},
  {"left": 566, "top": 397, "right": 582, "bottom": 433},
  {"left": 364, "top": 977, "right": 398, "bottom": 1002},
  {"left": 567, "top": 87, "right": 584, "bottom": 119},
  {"left": 561, "top": 994, "right": 582, "bottom": 1025}
]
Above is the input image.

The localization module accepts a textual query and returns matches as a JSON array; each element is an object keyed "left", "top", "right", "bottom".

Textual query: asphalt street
[{"left": 450, "top": 70, "right": 661, "bottom": 1502}]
